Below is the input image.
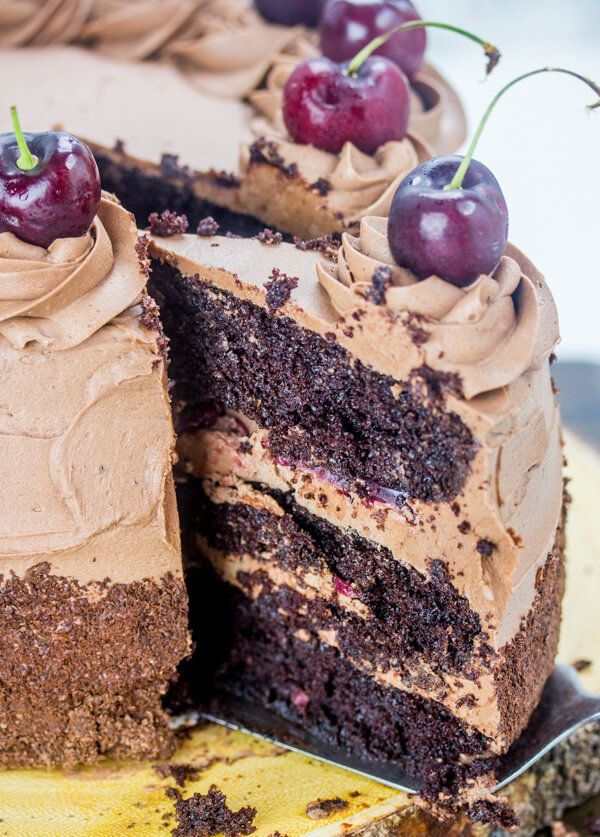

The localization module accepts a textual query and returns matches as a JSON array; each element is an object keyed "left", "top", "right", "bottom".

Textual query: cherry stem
[
  {"left": 347, "top": 21, "right": 500, "bottom": 77},
  {"left": 446, "top": 68, "right": 600, "bottom": 191},
  {"left": 10, "top": 105, "right": 38, "bottom": 172}
]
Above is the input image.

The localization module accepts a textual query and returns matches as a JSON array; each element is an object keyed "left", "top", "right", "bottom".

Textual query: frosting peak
[
  {"left": 317, "top": 216, "right": 560, "bottom": 398},
  {"left": 0, "top": 194, "right": 146, "bottom": 350}
]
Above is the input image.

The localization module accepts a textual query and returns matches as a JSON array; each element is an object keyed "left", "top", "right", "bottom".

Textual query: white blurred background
[{"left": 418, "top": 0, "right": 600, "bottom": 362}]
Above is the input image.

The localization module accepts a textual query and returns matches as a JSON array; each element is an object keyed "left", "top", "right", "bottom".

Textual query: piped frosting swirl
[
  {"left": 0, "top": 194, "right": 146, "bottom": 350},
  {"left": 317, "top": 216, "right": 560, "bottom": 398},
  {"left": 0, "top": 0, "right": 316, "bottom": 99}
]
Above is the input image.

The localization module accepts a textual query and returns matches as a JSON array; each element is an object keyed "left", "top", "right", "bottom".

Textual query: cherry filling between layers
[
  {"left": 192, "top": 482, "right": 483, "bottom": 675},
  {"left": 150, "top": 261, "right": 477, "bottom": 505}
]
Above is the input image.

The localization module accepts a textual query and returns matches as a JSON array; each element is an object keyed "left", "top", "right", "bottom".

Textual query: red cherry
[
  {"left": 388, "top": 156, "right": 508, "bottom": 287},
  {"left": 283, "top": 55, "right": 410, "bottom": 155},
  {"left": 0, "top": 107, "right": 100, "bottom": 249},
  {"left": 320, "top": 0, "right": 426, "bottom": 79}
]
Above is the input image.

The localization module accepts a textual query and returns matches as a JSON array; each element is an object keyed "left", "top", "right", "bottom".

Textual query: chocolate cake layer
[
  {"left": 0, "top": 564, "right": 189, "bottom": 768},
  {"left": 189, "top": 480, "right": 482, "bottom": 675},
  {"left": 178, "top": 476, "right": 565, "bottom": 746},
  {"left": 211, "top": 585, "right": 493, "bottom": 803},
  {"left": 150, "top": 261, "right": 477, "bottom": 504},
  {"left": 94, "top": 150, "right": 267, "bottom": 238}
]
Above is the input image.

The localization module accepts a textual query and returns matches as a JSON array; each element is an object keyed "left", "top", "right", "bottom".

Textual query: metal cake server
[{"left": 200, "top": 665, "right": 600, "bottom": 795}]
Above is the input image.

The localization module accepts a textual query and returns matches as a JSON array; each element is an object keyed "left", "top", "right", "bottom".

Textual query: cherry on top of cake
[
  {"left": 281, "top": 15, "right": 499, "bottom": 156},
  {"left": 255, "top": 0, "right": 327, "bottom": 28},
  {"left": 387, "top": 68, "right": 600, "bottom": 287},
  {"left": 0, "top": 106, "right": 100, "bottom": 248}
]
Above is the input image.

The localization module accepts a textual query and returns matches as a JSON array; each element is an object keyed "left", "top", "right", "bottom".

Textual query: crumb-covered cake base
[{"left": 0, "top": 565, "right": 189, "bottom": 769}]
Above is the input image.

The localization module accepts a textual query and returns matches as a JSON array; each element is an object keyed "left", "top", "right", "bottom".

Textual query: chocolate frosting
[
  {"left": 245, "top": 52, "right": 432, "bottom": 225},
  {"left": 246, "top": 115, "right": 424, "bottom": 224},
  {"left": 165, "top": 0, "right": 315, "bottom": 98},
  {"left": 317, "top": 216, "right": 560, "bottom": 398},
  {"left": 0, "top": 194, "right": 181, "bottom": 585},
  {"left": 0, "top": 194, "right": 146, "bottom": 349},
  {"left": 0, "top": 0, "right": 316, "bottom": 99}
]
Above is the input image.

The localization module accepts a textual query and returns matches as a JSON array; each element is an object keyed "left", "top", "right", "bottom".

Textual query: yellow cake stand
[{"left": 0, "top": 432, "right": 598, "bottom": 837}]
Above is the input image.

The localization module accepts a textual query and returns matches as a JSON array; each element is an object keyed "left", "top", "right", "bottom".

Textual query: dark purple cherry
[
  {"left": 0, "top": 106, "right": 101, "bottom": 249},
  {"left": 388, "top": 68, "right": 600, "bottom": 287},
  {"left": 320, "top": 0, "right": 426, "bottom": 79},
  {"left": 283, "top": 54, "right": 410, "bottom": 155},
  {"left": 388, "top": 156, "right": 508, "bottom": 286},
  {"left": 254, "top": 0, "right": 327, "bottom": 28}
]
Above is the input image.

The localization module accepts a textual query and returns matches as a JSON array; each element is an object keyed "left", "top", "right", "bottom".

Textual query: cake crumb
[
  {"left": 468, "top": 797, "right": 519, "bottom": 829},
  {"left": 293, "top": 234, "right": 341, "bottom": 261},
  {"left": 476, "top": 539, "right": 497, "bottom": 558},
  {"left": 256, "top": 228, "right": 283, "bottom": 245},
  {"left": 310, "top": 177, "right": 331, "bottom": 196},
  {"left": 572, "top": 658, "right": 592, "bottom": 672},
  {"left": 167, "top": 785, "right": 256, "bottom": 837},
  {"left": 154, "top": 763, "right": 200, "bottom": 788},
  {"left": 249, "top": 138, "right": 298, "bottom": 178},
  {"left": 365, "top": 266, "right": 392, "bottom": 305},
  {"left": 305, "top": 798, "right": 348, "bottom": 820},
  {"left": 147, "top": 210, "right": 189, "bottom": 236},
  {"left": 197, "top": 217, "right": 220, "bottom": 237},
  {"left": 264, "top": 268, "right": 299, "bottom": 312}
]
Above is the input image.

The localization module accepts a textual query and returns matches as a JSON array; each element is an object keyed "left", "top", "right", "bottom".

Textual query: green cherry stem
[
  {"left": 10, "top": 105, "right": 38, "bottom": 171},
  {"left": 446, "top": 67, "right": 600, "bottom": 191},
  {"left": 347, "top": 21, "right": 500, "bottom": 77}
]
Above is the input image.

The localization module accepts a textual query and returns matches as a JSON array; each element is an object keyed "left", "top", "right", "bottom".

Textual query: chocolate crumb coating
[
  {"left": 0, "top": 565, "right": 189, "bottom": 768},
  {"left": 167, "top": 785, "right": 256, "bottom": 837}
]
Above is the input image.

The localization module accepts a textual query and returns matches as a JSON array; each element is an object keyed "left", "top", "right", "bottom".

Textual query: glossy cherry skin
[
  {"left": 254, "top": 0, "right": 327, "bottom": 27},
  {"left": 283, "top": 54, "right": 410, "bottom": 155},
  {"left": 320, "top": 0, "right": 426, "bottom": 79},
  {"left": 0, "top": 131, "right": 101, "bottom": 249},
  {"left": 388, "top": 156, "right": 509, "bottom": 286}
]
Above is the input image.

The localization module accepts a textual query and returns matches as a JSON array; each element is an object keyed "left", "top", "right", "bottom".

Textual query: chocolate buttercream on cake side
[{"left": 0, "top": 195, "right": 190, "bottom": 766}]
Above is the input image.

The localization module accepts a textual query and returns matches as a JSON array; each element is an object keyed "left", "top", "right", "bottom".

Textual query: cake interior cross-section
[{"left": 147, "top": 209, "right": 564, "bottom": 804}]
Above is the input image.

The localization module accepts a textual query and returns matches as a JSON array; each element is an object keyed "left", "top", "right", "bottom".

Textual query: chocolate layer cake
[
  {"left": 148, "top": 216, "right": 564, "bottom": 802},
  {"left": 0, "top": 0, "right": 465, "bottom": 238},
  {"left": 0, "top": 194, "right": 190, "bottom": 767}
]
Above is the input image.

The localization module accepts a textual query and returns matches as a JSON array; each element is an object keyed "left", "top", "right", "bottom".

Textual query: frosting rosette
[
  {"left": 317, "top": 216, "right": 559, "bottom": 398},
  {"left": 247, "top": 54, "right": 431, "bottom": 226},
  {"left": 79, "top": 0, "right": 200, "bottom": 60},
  {"left": 165, "top": 0, "right": 315, "bottom": 98},
  {"left": 246, "top": 111, "right": 428, "bottom": 226},
  {"left": 0, "top": 194, "right": 146, "bottom": 349},
  {"left": 0, "top": 0, "right": 90, "bottom": 46}
]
